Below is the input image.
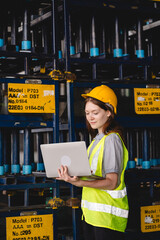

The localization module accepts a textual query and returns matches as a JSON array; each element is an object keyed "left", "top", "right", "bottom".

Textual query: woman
[{"left": 57, "top": 85, "right": 129, "bottom": 240}]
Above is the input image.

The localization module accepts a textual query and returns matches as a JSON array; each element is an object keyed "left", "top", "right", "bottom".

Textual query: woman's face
[{"left": 85, "top": 101, "right": 111, "bottom": 133}]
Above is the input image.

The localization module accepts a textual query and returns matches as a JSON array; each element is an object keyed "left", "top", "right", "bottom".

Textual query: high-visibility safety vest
[{"left": 81, "top": 133, "right": 129, "bottom": 232}]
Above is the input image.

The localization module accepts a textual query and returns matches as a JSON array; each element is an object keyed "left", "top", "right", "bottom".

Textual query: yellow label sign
[
  {"left": 6, "top": 214, "right": 53, "bottom": 240},
  {"left": 141, "top": 205, "right": 160, "bottom": 232},
  {"left": 134, "top": 88, "right": 160, "bottom": 114},
  {"left": 8, "top": 83, "right": 55, "bottom": 113}
]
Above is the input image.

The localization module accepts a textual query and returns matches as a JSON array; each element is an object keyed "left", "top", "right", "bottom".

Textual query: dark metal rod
[
  {"left": 23, "top": 8, "right": 30, "bottom": 41},
  {"left": 92, "top": 63, "right": 97, "bottom": 80},
  {"left": 66, "top": 82, "right": 75, "bottom": 141},
  {"left": 30, "top": 132, "right": 35, "bottom": 170},
  {"left": 136, "top": 130, "right": 142, "bottom": 159},
  {"left": 143, "top": 128, "right": 149, "bottom": 162},
  {"left": 12, "top": 129, "right": 19, "bottom": 165},
  {"left": 129, "top": 131, "right": 133, "bottom": 161},
  {"left": 42, "top": 24, "right": 48, "bottom": 54},
  {"left": 53, "top": 80, "right": 59, "bottom": 143},
  {"left": 71, "top": 185, "right": 79, "bottom": 240},
  {"left": 91, "top": 16, "right": 96, "bottom": 48},
  {"left": 24, "top": 57, "right": 29, "bottom": 75},
  {"left": 64, "top": 0, "right": 71, "bottom": 71},
  {"left": 78, "top": 23, "right": 83, "bottom": 53},
  {"left": 137, "top": 18, "right": 142, "bottom": 50},
  {"left": 101, "top": 25, "right": 106, "bottom": 54},
  {"left": 24, "top": 189, "right": 29, "bottom": 207},
  {"left": 4, "top": 130, "right": 11, "bottom": 170},
  {"left": 115, "top": 16, "right": 119, "bottom": 49},
  {"left": 24, "top": 129, "right": 31, "bottom": 166},
  {"left": 52, "top": 0, "right": 58, "bottom": 69},
  {"left": 123, "top": 27, "right": 128, "bottom": 55},
  {"left": 144, "top": 65, "right": 148, "bottom": 81},
  {"left": 119, "top": 64, "right": 123, "bottom": 80},
  {"left": 37, "top": 133, "right": 43, "bottom": 164},
  {"left": 69, "top": 15, "right": 73, "bottom": 46},
  {"left": 22, "top": 5, "right": 31, "bottom": 74},
  {"left": 11, "top": 10, "right": 17, "bottom": 46}
]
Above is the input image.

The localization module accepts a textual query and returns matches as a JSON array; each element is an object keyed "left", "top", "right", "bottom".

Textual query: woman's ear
[{"left": 107, "top": 110, "right": 112, "bottom": 117}]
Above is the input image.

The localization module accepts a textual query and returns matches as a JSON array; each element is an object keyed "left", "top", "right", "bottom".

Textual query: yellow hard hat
[{"left": 81, "top": 85, "right": 117, "bottom": 114}]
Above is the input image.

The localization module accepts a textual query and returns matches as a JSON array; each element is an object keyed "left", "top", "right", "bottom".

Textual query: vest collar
[{"left": 94, "top": 132, "right": 105, "bottom": 140}]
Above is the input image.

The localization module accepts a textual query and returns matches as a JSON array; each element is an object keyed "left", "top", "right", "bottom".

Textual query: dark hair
[{"left": 85, "top": 97, "right": 125, "bottom": 142}]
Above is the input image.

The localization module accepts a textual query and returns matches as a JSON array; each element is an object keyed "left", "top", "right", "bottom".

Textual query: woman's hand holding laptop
[{"left": 56, "top": 165, "right": 82, "bottom": 187}]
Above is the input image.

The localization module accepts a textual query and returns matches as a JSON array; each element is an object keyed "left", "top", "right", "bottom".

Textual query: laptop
[{"left": 40, "top": 141, "right": 93, "bottom": 178}]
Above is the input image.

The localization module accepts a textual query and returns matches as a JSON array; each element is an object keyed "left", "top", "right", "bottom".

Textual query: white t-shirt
[{"left": 88, "top": 132, "right": 124, "bottom": 186}]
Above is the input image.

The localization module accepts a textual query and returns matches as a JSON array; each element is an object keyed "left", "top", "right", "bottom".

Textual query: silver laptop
[{"left": 40, "top": 141, "right": 92, "bottom": 178}]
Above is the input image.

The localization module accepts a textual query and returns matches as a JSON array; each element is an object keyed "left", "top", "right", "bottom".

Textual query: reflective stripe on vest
[
  {"left": 90, "top": 145, "right": 101, "bottom": 174},
  {"left": 103, "top": 187, "right": 127, "bottom": 199},
  {"left": 81, "top": 199, "right": 128, "bottom": 219}
]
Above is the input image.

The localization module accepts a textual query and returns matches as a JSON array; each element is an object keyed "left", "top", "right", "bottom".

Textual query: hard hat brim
[{"left": 81, "top": 93, "right": 89, "bottom": 98}]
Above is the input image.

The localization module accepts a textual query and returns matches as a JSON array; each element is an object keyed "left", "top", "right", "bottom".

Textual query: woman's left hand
[{"left": 56, "top": 165, "right": 80, "bottom": 185}]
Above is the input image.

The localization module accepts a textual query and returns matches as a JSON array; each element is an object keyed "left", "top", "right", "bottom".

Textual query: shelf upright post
[
  {"left": 52, "top": 0, "right": 60, "bottom": 143},
  {"left": 0, "top": 129, "right": 4, "bottom": 175},
  {"left": 52, "top": 0, "right": 59, "bottom": 70},
  {"left": 51, "top": 2, "right": 60, "bottom": 238},
  {"left": 70, "top": 184, "right": 80, "bottom": 240},
  {"left": 64, "top": 0, "right": 75, "bottom": 142},
  {"left": 64, "top": 1, "right": 78, "bottom": 240},
  {"left": 64, "top": 0, "right": 71, "bottom": 72},
  {"left": 66, "top": 80, "right": 75, "bottom": 142},
  {"left": 52, "top": 180, "right": 60, "bottom": 240}
]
